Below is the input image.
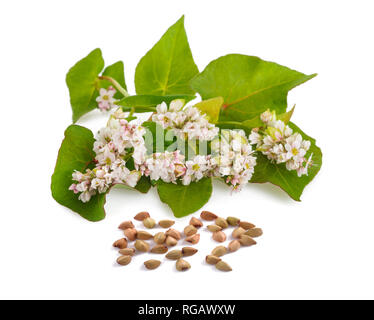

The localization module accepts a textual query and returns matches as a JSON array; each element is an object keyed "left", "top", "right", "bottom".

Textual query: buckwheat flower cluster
[
  {"left": 140, "top": 151, "right": 187, "bottom": 183},
  {"left": 211, "top": 130, "right": 257, "bottom": 191},
  {"left": 139, "top": 151, "right": 214, "bottom": 185},
  {"left": 69, "top": 110, "right": 147, "bottom": 202},
  {"left": 249, "top": 110, "right": 313, "bottom": 177},
  {"left": 152, "top": 100, "right": 219, "bottom": 141},
  {"left": 96, "top": 86, "right": 117, "bottom": 111}
]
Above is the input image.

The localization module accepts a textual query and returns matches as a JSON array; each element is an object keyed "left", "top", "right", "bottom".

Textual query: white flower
[
  {"left": 96, "top": 86, "right": 117, "bottom": 111},
  {"left": 125, "top": 171, "right": 141, "bottom": 188},
  {"left": 285, "top": 133, "right": 306, "bottom": 161},
  {"left": 78, "top": 191, "right": 93, "bottom": 203},
  {"left": 152, "top": 100, "right": 219, "bottom": 141},
  {"left": 251, "top": 110, "right": 313, "bottom": 177},
  {"left": 249, "top": 130, "right": 262, "bottom": 145},
  {"left": 169, "top": 99, "right": 185, "bottom": 112},
  {"left": 156, "top": 102, "right": 168, "bottom": 114},
  {"left": 260, "top": 110, "right": 276, "bottom": 123}
]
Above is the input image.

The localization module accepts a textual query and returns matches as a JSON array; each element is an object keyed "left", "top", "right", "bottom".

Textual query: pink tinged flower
[
  {"left": 78, "top": 191, "right": 93, "bottom": 203},
  {"left": 301, "top": 140, "right": 311, "bottom": 151},
  {"left": 296, "top": 165, "right": 308, "bottom": 177},
  {"left": 125, "top": 171, "right": 141, "bottom": 188},
  {"left": 156, "top": 102, "right": 168, "bottom": 114},
  {"left": 286, "top": 159, "right": 300, "bottom": 171},
  {"left": 95, "top": 169, "right": 106, "bottom": 179},
  {"left": 174, "top": 163, "right": 186, "bottom": 177},
  {"left": 284, "top": 126, "right": 293, "bottom": 137},
  {"left": 72, "top": 171, "right": 84, "bottom": 182},
  {"left": 285, "top": 134, "right": 302, "bottom": 159},
  {"left": 76, "top": 181, "right": 89, "bottom": 193},
  {"left": 249, "top": 131, "right": 262, "bottom": 145},
  {"left": 96, "top": 86, "right": 117, "bottom": 111},
  {"left": 69, "top": 184, "right": 79, "bottom": 194},
  {"left": 297, "top": 153, "right": 314, "bottom": 177},
  {"left": 169, "top": 99, "right": 185, "bottom": 112},
  {"left": 260, "top": 110, "right": 276, "bottom": 124}
]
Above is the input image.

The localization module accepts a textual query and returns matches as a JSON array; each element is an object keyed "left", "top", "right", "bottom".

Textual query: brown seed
[
  {"left": 165, "top": 250, "right": 182, "bottom": 260},
  {"left": 244, "top": 228, "right": 263, "bottom": 238},
  {"left": 184, "top": 225, "right": 197, "bottom": 237},
  {"left": 182, "top": 247, "right": 198, "bottom": 257},
  {"left": 207, "top": 224, "right": 222, "bottom": 232},
  {"left": 124, "top": 228, "right": 137, "bottom": 241},
  {"left": 137, "top": 230, "right": 153, "bottom": 240},
  {"left": 144, "top": 259, "right": 161, "bottom": 270},
  {"left": 185, "top": 234, "right": 200, "bottom": 244},
  {"left": 165, "top": 228, "right": 181, "bottom": 240},
  {"left": 189, "top": 217, "right": 203, "bottom": 228},
  {"left": 154, "top": 232, "right": 166, "bottom": 244},
  {"left": 212, "top": 231, "right": 227, "bottom": 242},
  {"left": 206, "top": 255, "right": 222, "bottom": 265},
  {"left": 151, "top": 245, "right": 168, "bottom": 254},
  {"left": 119, "top": 248, "right": 135, "bottom": 256},
  {"left": 232, "top": 227, "right": 246, "bottom": 239},
  {"left": 211, "top": 246, "right": 227, "bottom": 257},
  {"left": 165, "top": 236, "right": 178, "bottom": 247},
  {"left": 134, "top": 211, "right": 150, "bottom": 221},
  {"left": 215, "top": 217, "right": 229, "bottom": 229},
  {"left": 117, "top": 255, "right": 132, "bottom": 266},
  {"left": 118, "top": 220, "right": 134, "bottom": 230},
  {"left": 200, "top": 211, "right": 218, "bottom": 221},
  {"left": 134, "top": 240, "right": 150, "bottom": 252},
  {"left": 239, "top": 235, "right": 257, "bottom": 246},
  {"left": 158, "top": 219, "right": 175, "bottom": 228},
  {"left": 226, "top": 216, "right": 240, "bottom": 226},
  {"left": 176, "top": 258, "right": 191, "bottom": 271},
  {"left": 143, "top": 217, "right": 156, "bottom": 229},
  {"left": 215, "top": 260, "right": 232, "bottom": 272},
  {"left": 228, "top": 240, "right": 241, "bottom": 252},
  {"left": 113, "top": 238, "right": 127, "bottom": 249},
  {"left": 239, "top": 221, "right": 256, "bottom": 230}
]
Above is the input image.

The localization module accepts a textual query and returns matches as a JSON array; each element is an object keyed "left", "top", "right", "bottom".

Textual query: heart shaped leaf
[
  {"left": 157, "top": 178, "right": 213, "bottom": 217},
  {"left": 66, "top": 49, "right": 127, "bottom": 122},
  {"left": 250, "top": 122, "right": 322, "bottom": 201},
  {"left": 51, "top": 125, "right": 107, "bottom": 221},
  {"left": 191, "top": 54, "right": 316, "bottom": 122},
  {"left": 135, "top": 16, "right": 199, "bottom": 95}
]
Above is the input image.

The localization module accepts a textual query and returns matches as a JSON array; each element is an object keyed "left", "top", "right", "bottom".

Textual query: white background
[{"left": 0, "top": 0, "right": 373, "bottom": 300}]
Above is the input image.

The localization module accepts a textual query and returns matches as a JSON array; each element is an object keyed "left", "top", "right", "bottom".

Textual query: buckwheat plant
[{"left": 52, "top": 16, "right": 322, "bottom": 220}]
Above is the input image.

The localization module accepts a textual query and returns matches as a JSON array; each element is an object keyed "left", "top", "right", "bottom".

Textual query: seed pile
[{"left": 113, "top": 210, "right": 263, "bottom": 272}]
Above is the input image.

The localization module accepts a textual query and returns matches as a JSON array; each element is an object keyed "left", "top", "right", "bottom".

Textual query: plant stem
[{"left": 98, "top": 75, "right": 130, "bottom": 97}]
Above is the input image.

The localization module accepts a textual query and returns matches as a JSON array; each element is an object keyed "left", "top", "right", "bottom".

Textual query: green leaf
[
  {"left": 278, "top": 105, "right": 295, "bottom": 124},
  {"left": 66, "top": 48, "right": 104, "bottom": 123},
  {"left": 251, "top": 122, "right": 322, "bottom": 201},
  {"left": 51, "top": 125, "right": 107, "bottom": 221},
  {"left": 135, "top": 16, "right": 199, "bottom": 95},
  {"left": 101, "top": 61, "right": 127, "bottom": 99},
  {"left": 194, "top": 97, "right": 223, "bottom": 123},
  {"left": 157, "top": 178, "right": 213, "bottom": 217},
  {"left": 117, "top": 94, "right": 196, "bottom": 112},
  {"left": 191, "top": 54, "right": 316, "bottom": 122},
  {"left": 134, "top": 176, "right": 152, "bottom": 193}
]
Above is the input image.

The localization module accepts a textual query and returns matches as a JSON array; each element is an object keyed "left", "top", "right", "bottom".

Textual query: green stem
[
  {"left": 129, "top": 107, "right": 135, "bottom": 117},
  {"left": 98, "top": 75, "right": 130, "bottom": 97}
]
